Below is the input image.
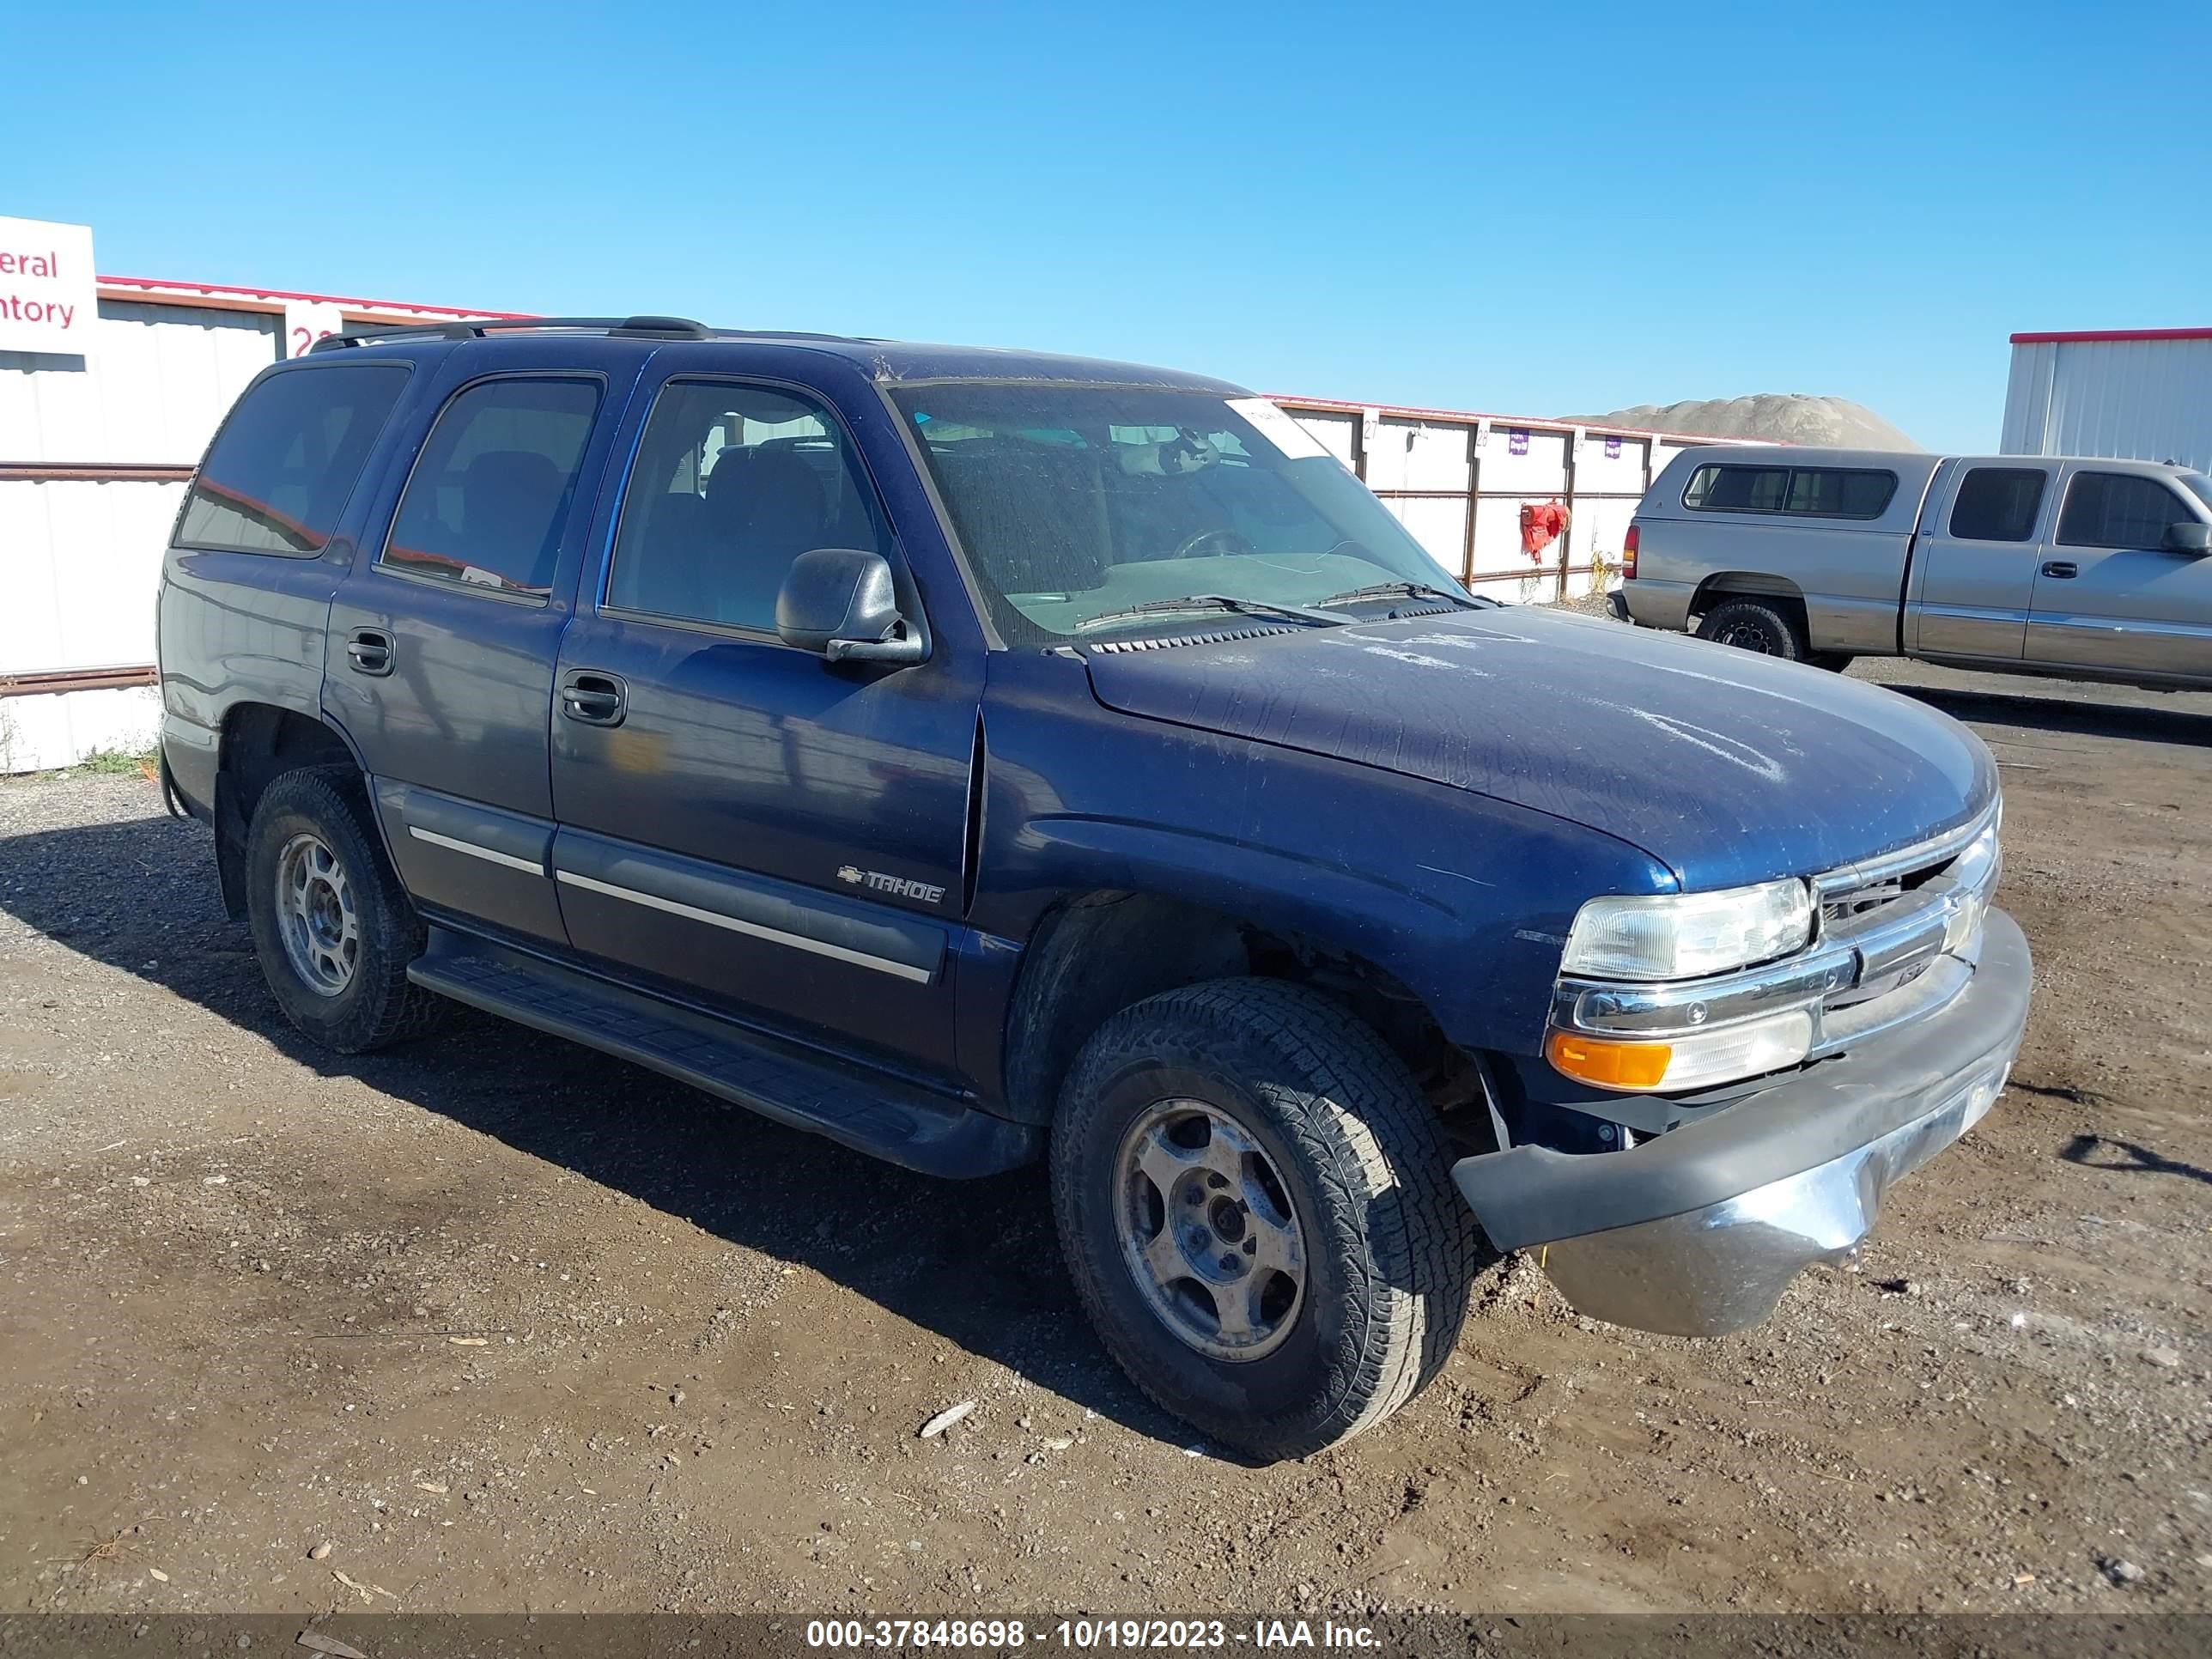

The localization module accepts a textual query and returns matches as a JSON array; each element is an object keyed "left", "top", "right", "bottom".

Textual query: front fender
[{"left": 968, "top": 653, "right": 1669, "bottom": 1081}]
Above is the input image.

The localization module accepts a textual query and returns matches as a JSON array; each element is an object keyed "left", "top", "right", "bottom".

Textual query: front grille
[
  {"left": 1821, "top": 880, "right": 1901, "bottom": 927},
  {"left": 1820, "top": 848, "right": 1950, "bottom": 928},
  {"left": 1808, "top": 802, "right": 2001, "bottom": 1044}
]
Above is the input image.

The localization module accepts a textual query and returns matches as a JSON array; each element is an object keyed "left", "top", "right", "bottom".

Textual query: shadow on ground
[
  {"left": 2062, "top": 1133, "right": 2212, "bottom": 1187},
  {"left": 0, "top": 805, "right": 1221, "bottom": 1450},
  {"left": 1879, "top": 681, "right": 2212, "bottom": 748}
]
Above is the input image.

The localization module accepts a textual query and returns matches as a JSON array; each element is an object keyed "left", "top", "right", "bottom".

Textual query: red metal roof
[
  {"left": 2009, "top": 327, "right": 2212, "bottom": 345},
  {"left": 97, "top": 273, "right": 533, "bottom": 320}
]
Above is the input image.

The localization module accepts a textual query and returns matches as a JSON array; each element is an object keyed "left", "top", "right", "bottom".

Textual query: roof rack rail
[{"left": 307, "top": 315, "right": 713, "bottom": 354}]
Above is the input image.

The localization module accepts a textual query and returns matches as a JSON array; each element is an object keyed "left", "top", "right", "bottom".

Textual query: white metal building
[
  {"left": 2, "top": 229, "right": 1735, "bottom": 772},
  {"left": 2002, "top": 327, "right": 2212, "bottom": 473},
  {"left": 1, "top": 269, "right": 519, "bottom": 772}
]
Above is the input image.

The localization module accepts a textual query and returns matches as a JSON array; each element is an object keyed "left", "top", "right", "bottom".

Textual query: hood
[{"left": 1080, "top": 606, "right": 1996, "bottom": 890}]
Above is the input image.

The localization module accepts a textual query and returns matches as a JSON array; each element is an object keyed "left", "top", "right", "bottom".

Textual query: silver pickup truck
[{"left": 1614, "top": 446, "right": 2212, "bottom": 689}]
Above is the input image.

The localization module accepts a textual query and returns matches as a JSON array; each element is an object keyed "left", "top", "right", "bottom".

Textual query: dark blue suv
[{"left": 155, "top": 317, "right": 2031, "bottom": 1458}]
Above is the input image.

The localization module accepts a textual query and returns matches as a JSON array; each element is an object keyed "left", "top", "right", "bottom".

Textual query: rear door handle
[
  {"left": 2040, "top": 561, "right": 2078, "bottom": 580},
  {"left": 345, "top": 628, "right": 394, "bottom": 676},
  {"left": 560, "top": 670, "right": 627, "bottom": 726}
]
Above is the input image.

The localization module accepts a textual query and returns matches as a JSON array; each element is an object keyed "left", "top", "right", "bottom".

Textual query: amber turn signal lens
[{"left": 1547, "top": 1030, "right": 1673, "bottom": 1091}]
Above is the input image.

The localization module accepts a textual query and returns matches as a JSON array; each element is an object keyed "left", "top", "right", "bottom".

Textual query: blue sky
[{"left": 6, "top": 2, "right": 2202, "bottom": 450}]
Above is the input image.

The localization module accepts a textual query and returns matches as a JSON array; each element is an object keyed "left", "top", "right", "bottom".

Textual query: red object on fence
[{"left": 1520, "top": 501, "right": 1570, "bottom": 558}]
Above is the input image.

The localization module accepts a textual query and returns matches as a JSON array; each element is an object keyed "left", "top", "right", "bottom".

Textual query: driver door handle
[
  {"left": 2040, "top": 561, "right": 2078, "bottom": 580},
  {"left": 560, "top": 669, "right": 627, "bottom": 726}
]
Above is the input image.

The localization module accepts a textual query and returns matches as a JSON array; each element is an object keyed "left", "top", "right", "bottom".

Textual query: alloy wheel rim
[
  {"left": 1717, "top": 621, "right": 1777, "bottom": 653},
  {"left": 275, "top": 832, "right": 359, "bottom": 997},
  {"left": 1113, "top": 1099, "right": 1306, "bottom": 1363}
]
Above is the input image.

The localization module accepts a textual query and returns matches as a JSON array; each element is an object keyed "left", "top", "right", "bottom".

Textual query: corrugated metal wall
[
  {"left": 2002, "top": 337, "right": 2212, "bottom": 472},
  {"left": 2, "top": 301, "right": 282, "bottom": 770},
  {"left": 0, "top": 300, "right": 279, "bottom": 463}
]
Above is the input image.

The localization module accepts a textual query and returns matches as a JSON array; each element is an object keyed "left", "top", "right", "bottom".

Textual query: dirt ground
[{"left": 1, "top": 659, "right": 2207, "bottom": 1619}]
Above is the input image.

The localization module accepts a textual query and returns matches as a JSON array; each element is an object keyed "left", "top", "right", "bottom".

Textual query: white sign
[
  {"left": 0, "top": 215, "right": 96, "bottom": 356},
  {"left": 284, "top": 301, "right": 344, "bottom": 358}
]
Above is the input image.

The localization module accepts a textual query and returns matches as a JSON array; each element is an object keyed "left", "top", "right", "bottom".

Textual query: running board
[{"left": 407, "top": 928, "right": 1037, "bottom": 1178}]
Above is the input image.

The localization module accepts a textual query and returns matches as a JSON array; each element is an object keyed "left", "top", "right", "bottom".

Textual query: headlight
[{"left": 1561, "top": 878, "right": 1814, "bottom": 981}]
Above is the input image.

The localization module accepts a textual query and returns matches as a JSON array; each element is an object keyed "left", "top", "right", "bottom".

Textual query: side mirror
[
  {"left": 2164, "top": 520, "right": 2212, "bottom": 555},
  {"left": 775, "top": 548, "right": 926, "bottom": 664}
]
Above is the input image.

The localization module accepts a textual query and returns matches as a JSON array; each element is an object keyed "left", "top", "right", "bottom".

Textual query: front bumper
[{"left": 1452, "top": 908, "right": 2032, "bottom": 1337}]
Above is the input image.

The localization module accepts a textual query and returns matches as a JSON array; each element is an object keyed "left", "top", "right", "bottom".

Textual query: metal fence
[{"left": 1279, "top": 398, "right": 1749, "bottom": 605}]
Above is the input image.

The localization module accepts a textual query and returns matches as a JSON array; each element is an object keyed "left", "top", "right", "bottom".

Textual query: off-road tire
[
  {"left": 1049, "top": 978, "right": 1479, "bottom": 1461},
  {"left": 244, "top": 766, "right": 447, "bottom": 1054},
  {"left": 1696, "top": 596, "right": 1807, "bottom": 660}
]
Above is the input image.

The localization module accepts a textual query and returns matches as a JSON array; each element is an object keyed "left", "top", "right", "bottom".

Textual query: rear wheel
[
  {"left": 1049, "top": 979, "right": 1478, "bottom": 1460},
  {"left": 245, "top": 767, "right": 447, "bottom": 1053},
  {"left": 1696, "top": 596, "right": 1807, "bottom": 660}
]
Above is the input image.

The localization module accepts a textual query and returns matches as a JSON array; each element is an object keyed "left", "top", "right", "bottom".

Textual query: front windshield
[
  {"left": 889, "top": 382, "right": 1471, "bottom": 642},
  {"left": 2181, "top": 471, "right": 2212, "bottom": 514}
]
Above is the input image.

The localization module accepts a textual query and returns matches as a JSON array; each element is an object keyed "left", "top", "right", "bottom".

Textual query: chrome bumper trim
[{"left": 1527, "top": 1056, "right": 2012, "bottom": 1337}]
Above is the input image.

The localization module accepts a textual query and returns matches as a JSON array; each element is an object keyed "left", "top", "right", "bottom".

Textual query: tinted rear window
[
  {"left": 1684, "top": 463, "right": 1895, "bottom": 520},
  {"left": 1948, "top": 467, "right": 2047, "bottom": 542},
  {"left": 380, "top": 377, "right": 601, "bottom": 596},
  {"left": 1683, "top": 465, "right": 1788, "bottom": 513},
  {"left": 176, "top": 365, "right": 410, "bottom": 555}
]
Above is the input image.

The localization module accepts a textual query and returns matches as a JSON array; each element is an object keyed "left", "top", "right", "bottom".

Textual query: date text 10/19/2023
[{"left": 805, "top": 1621, "right": 1381, "bottom": 1650}]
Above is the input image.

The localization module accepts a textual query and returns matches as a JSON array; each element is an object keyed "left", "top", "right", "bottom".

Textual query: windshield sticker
[{"left": 1227, "top": 398, "right": 1333, "bottom": 463}]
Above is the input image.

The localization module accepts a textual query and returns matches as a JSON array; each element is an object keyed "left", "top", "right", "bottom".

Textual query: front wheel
[{"left": 1049, "top": 979, "right": 1479, "bottom": 1460}]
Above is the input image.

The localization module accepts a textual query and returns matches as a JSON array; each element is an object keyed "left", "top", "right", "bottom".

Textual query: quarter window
[
  {"left": 381, "top": 377, "right": 602, "bottom": 596},
  {"left": 175, "top": 364, "right": 410, "bottom": 556},
  {"left": 1684, "top": 464, "right": 1895, "bottom": 520},
  {"left": 1948, "top": 467, "right": 2047, "bottom": 543},
  {"left": 605, "top": 381, "right": 890, "bottom": 632},
  {"left": 2057, "top": 472, "right": 2191, "bottom": 550}
]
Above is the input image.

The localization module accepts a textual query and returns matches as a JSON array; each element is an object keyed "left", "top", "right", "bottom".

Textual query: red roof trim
[
  {"left": 98, "top": 274, "right": 535, "bottom": 320},
  {"left": 2009, "top": 327, "right": 2212, "bottom": 345}
]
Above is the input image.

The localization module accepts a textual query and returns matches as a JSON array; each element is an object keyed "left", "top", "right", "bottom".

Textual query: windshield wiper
[
  {"left": 1314, "top": 580, "right": 1486, "bottom": 611},
  {"left": 1073, "top": 593, "right": 1346, "bottom": 633}
]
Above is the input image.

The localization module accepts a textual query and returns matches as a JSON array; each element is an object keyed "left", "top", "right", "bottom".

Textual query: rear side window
[
  {"left": 1684, "top": 463, "right": 1895, "bottom": 520},
  {"left": 1785, "top": 469, "right": 1895, "bottom": 518},
  {"left": 605, "top": 380, "right": 891, "bottom": 632},
  {"left": 1683, "top": 465, "right": 1788, "bottom": 513},
  {"left": 175, "top": 364, "right": 410, "bottom": 556},
  {"left": 381, "top": 377, "right": 602, "bottom": 597},
  {"left": 1948, "top": 467, "right": 2047, "bottom": 542},
  {"left": 2057, "top": 472, "right": 2191, "bottom": 550}
]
